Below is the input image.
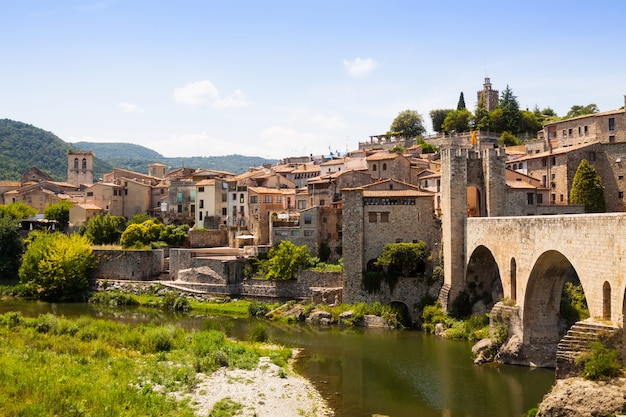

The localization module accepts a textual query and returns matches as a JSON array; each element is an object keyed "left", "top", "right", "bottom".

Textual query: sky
[{"left": 2, "top": 1, "right": 626, "bottom": 160}]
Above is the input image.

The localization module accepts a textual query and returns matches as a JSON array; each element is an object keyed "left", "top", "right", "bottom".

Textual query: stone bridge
[{"left": 454, "top": 213, "right": 626, "bottom": 366}]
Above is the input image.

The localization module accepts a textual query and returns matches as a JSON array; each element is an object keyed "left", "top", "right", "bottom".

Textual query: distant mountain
[
  {"left": 72, "top": 142, "right": 276, "bottom": 175},
  {"left": 0, "top": 119, "right": 112, "bottom": 181}
]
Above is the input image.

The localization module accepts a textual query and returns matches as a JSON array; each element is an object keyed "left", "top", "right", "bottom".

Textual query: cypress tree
[{"left": 570, "top": 159, "right": 606, "bottom": 212}]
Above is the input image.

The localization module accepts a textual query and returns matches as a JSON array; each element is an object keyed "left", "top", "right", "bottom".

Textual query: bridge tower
[{"left": 439, "top": 146, "right": 506, "bottom": 309}]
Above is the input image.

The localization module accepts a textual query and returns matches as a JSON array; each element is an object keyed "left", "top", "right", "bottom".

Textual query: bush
[
  {"left": 85, "top": 213, "right": 125, "bottom": 245},
  {"left": 0, "top": 215, "right": 23, "bottom": 281},
  {"left": 422, "top": 301, "right": 449, "bottom": 333},
  {"left": 262, "top": 241, "right": 311, "bottom": 280},
  {"left": 120, "top": 219, "right": 164, "bottom": 249},
  {"left": 576, "top": 341, "right": 622, "bottom": 381},
  {"left": 248, "top": 301, "right": 270, "bottom": 317},
  {"left": 19, "top": 232, "right": 97, "bottom": 301}
]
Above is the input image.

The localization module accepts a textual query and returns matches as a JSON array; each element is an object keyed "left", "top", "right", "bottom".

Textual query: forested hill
[
  {"left": 0, "top": 119, "right": 112, "bottom": 181},
  {"left": 72, "top": 142, "right": 276, "bottom": 174},
  {"left": 0, "top": 118, "right": 276, "bottom": 182}
]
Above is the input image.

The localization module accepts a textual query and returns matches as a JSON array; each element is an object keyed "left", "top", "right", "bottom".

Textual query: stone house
[
  {"left": 248, "top": 186, "right": 297, "bottom": 245},
  {"left": 366, "top": 152, "right": 412, "bottom": 183},
  {"left": 195, "top": 178, "right": 229, "bottom": 229},
  {"left": 306, "top": 169, "right": 372, "bottom": 208},
  {"left": 82, "top": 182, "right": 124, "bottom": 216},
  {"left": 68, "top": 203, "right": 103, "bottom": 227},
  {"left": 21, "top": 166, "right": 53, "bottom": 183},
  {"left": 5, "top": 180, "right": 80, "bottom": 214}
]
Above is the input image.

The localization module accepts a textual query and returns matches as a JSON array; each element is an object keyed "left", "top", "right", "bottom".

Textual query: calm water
[{"left": 0, "top": 299, "right": 554, "bottom": 417}]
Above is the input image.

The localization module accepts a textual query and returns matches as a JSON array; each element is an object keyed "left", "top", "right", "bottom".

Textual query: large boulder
[{"left": 536, "top": 377, "right": 626, "bottom": 417}]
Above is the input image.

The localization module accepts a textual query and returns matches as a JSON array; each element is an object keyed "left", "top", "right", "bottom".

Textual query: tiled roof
[
  {"left": 363, "top": 189, "right": 434, "bottom": 197},
  {"left": 508, "top": 141, "right": 599, "bottom": 163}
]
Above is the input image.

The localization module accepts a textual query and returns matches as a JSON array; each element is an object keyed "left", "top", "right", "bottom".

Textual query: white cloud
[
  {"left": 119, "top": 102, "right": 144, "bottom": 114},
  {"left": 343, "top": 57, "right": 378, "bottom": 77},
  {"left": 173, "top": 80, "right": 251, "bottom": 108},
  {"left": 311, "top": 113, "right": 347, "bottom": 129}
]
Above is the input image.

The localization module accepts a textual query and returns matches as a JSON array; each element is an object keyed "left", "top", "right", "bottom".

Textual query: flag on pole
[{"left": 471, "top": 131, "right": 477, "bottom": 145}]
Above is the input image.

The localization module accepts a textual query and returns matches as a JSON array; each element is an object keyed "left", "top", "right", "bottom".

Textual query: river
[{"left": 0, "top": 299, "right": 554, "bottom": 417}]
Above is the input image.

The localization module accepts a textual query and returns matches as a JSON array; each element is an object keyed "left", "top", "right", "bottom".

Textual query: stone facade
[
  {"left": 67, "top": 150, "right": 94, "bottom": 186},
  {"left": 188, "top": 229, "right": 228, "bottom": 248},
  {"left": 92, "top": 249, "right": 165, "bottom": 280}
]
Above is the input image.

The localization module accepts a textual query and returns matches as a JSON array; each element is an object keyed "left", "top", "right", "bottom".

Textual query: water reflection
[{"left": 0, "top": 299, "right": 554, "bottom": 417}]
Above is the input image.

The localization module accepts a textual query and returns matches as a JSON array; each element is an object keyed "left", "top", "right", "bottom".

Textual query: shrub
[
  {"left": 19, "top": 232, "right": 97, "bottom": 301},
  {"left": 248, "top": 301, "right": 270, "bottom": 317},
  {"left": 576, "top": 341, "right": 622, "bottom": 381},
  {"left": 422, "top": 301, "right": 448, "bottom": 333},
  {"left": 85, "top": 213, "right": 125, "bottom": 245},
  {"left": 262, "top": 241, "right": 311, "bottom": 280}
]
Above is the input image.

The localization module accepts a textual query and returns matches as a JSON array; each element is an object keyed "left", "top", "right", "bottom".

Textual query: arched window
[
  {"left": 603, "top": 281, "right": 611, "bottom": 320},
  {"left": 510, "top": 258, "right": 517, "bottom": 301},
  {"left": 73, "top": 158, "right": 79, "bottom": 170},
  {"left": 373, "top": 164, "right": 377, "bottom": 172},
  {"left": 382, "top": 163, "right": 387, "bottom": 171},
  {"left": 82, "top": 158, "right": 87, "bottom": 170}
]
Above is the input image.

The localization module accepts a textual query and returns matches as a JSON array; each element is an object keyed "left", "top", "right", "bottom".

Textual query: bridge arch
[
  {"left": 523, "top": 250, "right": 586, "bottom": 362},
  {"left": 463, "top": 245, "right": 503, "bottom": 312}
]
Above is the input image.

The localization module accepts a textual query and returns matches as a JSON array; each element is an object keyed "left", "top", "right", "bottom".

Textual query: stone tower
[
  {"left": 67, "top": 150, "right": 94, "bottom": 186},
  {"left": 477, "top": 77, "right": 499, "bottom": 112},
  {"left": 439, "top": 147, "right": 507, "bottom": 309}
]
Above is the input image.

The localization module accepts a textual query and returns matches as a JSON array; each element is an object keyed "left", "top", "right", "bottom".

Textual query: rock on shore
[{"left": 536, "top": 377, "right": 626, "bottom": 417}]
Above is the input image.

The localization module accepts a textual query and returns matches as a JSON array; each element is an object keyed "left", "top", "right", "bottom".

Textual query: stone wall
[
  {"left": 93, "top": 249, "right": 164, "bottom": 280},
  {"left": 189, "top": 229, "right": 228, "bottom": 247}
]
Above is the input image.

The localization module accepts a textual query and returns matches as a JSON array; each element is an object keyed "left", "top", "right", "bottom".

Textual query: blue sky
[{"left": 2, "top": 1, "right": 626, "bottom": 160}]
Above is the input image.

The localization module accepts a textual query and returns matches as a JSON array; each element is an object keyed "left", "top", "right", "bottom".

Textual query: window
[
  {"left": 191, "top": 190, "right": 196, "bottom": 202},
  {"left": 619, "top": 191, "right": 624, "bottom": 199},
  {"left": 551, "top": 173, "right": 556, "bottom": 180},
  {"left": 190, "top": 204, "right": 195, "bottom": 214},
  {"left": 263, "top": 195, "right": 273, "bottom": 203},
  {"left": 584, "top": 125, "right": 589, "bottom": 135},
  {"left": 239, "top": 193, "right": 244, "bottom": 203},
  {"left": 380, "top": 212, "right": 389, "bottom": 222},
  {"left": 542, "top": 175, "right": 547, "bottom": 187},
  {"left": 587, "top": 152, "right": 596, "bottom": 161},
  {"left": 368, "top": 212, "right": 377, "bottom": 223},
  {"left": 221, "top": 193, "right": 227, "bottom": 202},
  {"left": 250, "top": 195, "right": 258, "bottom": 204},
  {"left": 551, "top": 156, "right": 556, "bottom": 165},
  {"left": 298, "top": 200, "right": 306, "bottom": 209},
  {"left": 232, "top": 193, "right": 237, "bottom": 200},
  {"left": 304, "top": 215, "right": 312, "bottom": 225},
  {"left": 82, "top": 158, "right": 87, "bottom": 170},
  {"left": 199, "top": 211, "right": 203, "bottom": 220},
  {"left": 578, "top": 126, "right": 581, "bottom": 136},
  {"left": 568, "top": 128, "right": 573, "bottom": 137},
  {"left": 87, "top": 191, "right": 93, "bottom": 197},
  {"left": 124, "top": 189, "right": 128, "bottom": 195},
  {"left": 73, "top": 158, "right": 79, "bottom": 170},
  {"left": 177, "top": 204, "right": 183, "bottom": 213},
  {"left": 276, "top": 196, "right": 283, "bottom": 203},
  {"left": 239, "top": 206, "right": 244, "bottom": 216},
  {"left": 562, "top": 130, "right": 567, "bottom": 138},
  {"left": 319, "top": 199, "right": 325, "bottom": 206},
  {"left": 322, "top": 217, "right": 327, "bottom": 223},
  {"left": 199, "top": 199, "right": 204, "bottom": 209},
  {"left": 620, "top": 175, "right": 624, "bottom": 181},
  {"left": 537, "top": 194, "right": 543, "bottom": 204},
  {"left": 542, "top": 158, "right": 547, "bottom": 167},
  {"left": 304, "top": 230, "right": 313, "bottom": 237},
  {"left": 177, "top": 192, "right": 183, "bottom": 203},
  {"left": 373, "top": 164, "right": 377, "bottom": 172},
  {"left": 222, "top": 207, "right": 227, "bottom": 216},
  {"left": 199, "top": 187, "right": 204, "bottom": 192},
  {"left": 527, "top": 193, "right": 534, "bottom": 205},
  {"left": 551, "top": 193, "right": 556, "bottom": 203},
  {"left": 609, "top": 135, "right": 616, "bottom": 143},
  {"left": 382, "top": 163, "right": 387, "bottom": 171},
  {"left": 113, "top": 190, "right": 118, "bottom": 196},
  {"left": 560, "top": 194, "right": 564, "bottom": 202},
  {"left": 609, "top": 117, "right": 615, "bottom": 131}
]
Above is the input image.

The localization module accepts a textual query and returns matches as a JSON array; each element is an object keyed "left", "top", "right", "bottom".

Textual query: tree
[
  {"left": 499, "top": 131, "right": 521, "bottom": 146},
  {"left": 159, "top": 224, "right": 190, "bottom": 247},
  {"left": 0, "top": 202, "right": 36, "bottom": 221},
  {"left": 44, "top": 200, "right": 73, "bottom": 227},
  {"left": 565, "top": 104, "right": 599, "bottom": 119},
  {"left": 473, "top": 95, "right": 491, "bottom": 131},
  {"left": 429, "top": 109, "right": 454, "bottom": 133},
  {"left": 375, "top": 241, "right": 427, "bottom": 277},
  {"left": 441, "top": 109, "right": 472, "bottom": 133},
  {"left": 457, "top": 92, "right": 466, "bottom": 110},
  {"left": 0, "top": 216, "right": 23, "bottom": 281},
  {"left": 19, "top": 232, "right": 96, "bottom": 301},
  {"left": 390, "top": 110, "right": 426, "bottom": 137},
  {"left": 519, "top": 110, "right": 542, "bottom": 134},
  {"left": 262, "top": 240, "right": 311, "bottom": 280},
  {"left": 570, "top": 159, "right": 606, "bottom": 212},
  {"left": 415, "top": 137, "right": 437, "bottom": 154},
  {"left": 85, "top": 213, "right": 125, "bottom": 245},
  {"left": 120, "top": 219, "right": 165, "bottom": 249},
  {"left": 497, "top": 85, "right": 522, "bottom": 133}
]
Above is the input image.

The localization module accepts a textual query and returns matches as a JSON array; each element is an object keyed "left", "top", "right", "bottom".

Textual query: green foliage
[
  {"left": 248, "top": 301, "right": 271, "bottom": 317},
  {"left": 457, "top": 92, "right": 466, "bottom": 110},
  {"left": 565, "top": 104, "right": 599, "bottom": 119},
  {"left": 390, "top": 109, "right": 426, "bottom": 137},
  {"left": 520, "top": 110, "right": 542, "bottom": 133},
  {"left": 247, "top": 323, "right": 269, "bottom": 343},
  {"left": 429, "top": 109, "right": 454, "bottom": 133},
  {"left": 421, "top": 301, "right": 449, "bottom": 333},
  {"left": 442, "top": 109, "right": 472, "bottom": 133},
  {"left": 450, "top": 290, "right": 472, "bottom": 319},
  {"left": 0, "top": 202, "right": 37, "bottom": 220},
  {"left": 390, "top": 145, "right": 405, "bottom": 153},
  {"left": 416, "top": 137, "right": 437, "bottom": 153},
  {"left": 86, "top": 213, "right": 125, "bottom": 245},
  {"left": 19, "top": 232, "right": 97, "bottom": 301},
  {"left": 0, "top": 215, "right": 23, "bottom": 281},
  {"left": 473, "top": 95, "right": 491, "bottom": 131},
  {"left": 375, "top": 241, "right": 427, "bottom": 277},
  {"left": 575, "top": 341, "right": 622, "bottom": 381},
  {"left": 525, "top": 407, "right": 539, "bottom": 417},
  {"left": 159, "top": 223, "right": 189, "bottom": 247},
  {"left": 362, "top": 270, "right": 386, "bottom": 293},
  {"left": 499, "top": 131, "right": 522, "bottom": 146},
  {"left": 161, "top": 292, "right": 191, "bottom": 311},
  {"left": 560, "top": 282, "right": 590, "bottom": 325},
  {"left": 89, "top": 291, "right": 140, "bottom": 306},
  {"left": 570, "top": 159, "right": 606, "bottom": 212},
  {"left": 120, "top": 219, "right": 165, "bottom": 248},
  {"left": 43, "top": 200, "right": 73, "bottom": 227},
  {"left": 208, "top": 398, "right": 244, "bottom": 417},
  {"left": 307, "top": 257, "right": 343, "bottom": 272},
  {"left": 496, "top": 85, "right": 522, "bottom": 133},
  {"left": 262, "top": 241, "right": 311, "bottom": 280},
  {"left": 128, "top": 213, "right": 153, "bottom": 225}
]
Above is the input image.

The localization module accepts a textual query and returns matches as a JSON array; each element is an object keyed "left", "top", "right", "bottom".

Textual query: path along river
[{"left": 0, "top": 299, "right": 554, "bottom": 417}]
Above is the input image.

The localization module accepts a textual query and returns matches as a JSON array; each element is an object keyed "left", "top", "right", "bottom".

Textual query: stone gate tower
[
  {"left": 439, "top": 147, "right": 506, "bottom": 309},
  {"left": 67, "top": 150, "right": 94, "bottom": 186}
]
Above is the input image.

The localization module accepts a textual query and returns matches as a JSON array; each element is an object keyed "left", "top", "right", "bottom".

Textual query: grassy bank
[{"left": 0, "top": 311, "right": 292, "bottom": 417}]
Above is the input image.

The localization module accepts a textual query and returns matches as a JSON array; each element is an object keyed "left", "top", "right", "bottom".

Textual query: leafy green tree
[
  {"left": 44, "top": 200, "right": 73, "bottom": 227},
  {"left": 496, "top": 85, "right": 522, "bottom": 133},
  {"left": 565, "top": 104, "right": 599, "bottom": 119},
  {"left": 85, "top": 213, "right": 125, "bottom": 245},
  {"left": 441, "top": 109, "right": 472, "bottom": 133},
  {"left": 533, "top": 106, "right": 558, "bottom": 124},
  {"left": 416, "top": 137, "right": 437, "bottom": 154},
  {"left": 499, "top": 131, "right": 522, "bottom": 146},
  {"left": 390, "top": 110, "right": 426, "bottom": 137},
  {"left": 473, "top": 95, "right": 491, "bottom": 131},
  {"left": 0, "top": 216, "right": 23, "bottom": 281},
  {"left": 570, "top": 159, "right": 606, "bottom": 212},
  {"left": 19, "top": 232, "right": 96, "bottom": 301},
  {"left": 375, "top": 241, "right": 427, "bottom": 277},
  {"left": 457, "top": 92, "right": 466, "bottom": 110},
  {"left": 0, "top": 202, "right": 36, "bottom": 221},
  {"left": 159, "top": 224, "right": 189, "bottom": 247},
  {"left": 429, "top": 109, "right": 453, "bottom": 133},
  {"left": 127, "top": 213, "right": 152, "bottom": 225},
  {"left": 519, "top": 110, "right": 542, "bottom": 134},
  {"left": 120, "top": 219, "right": 165, "bottom": 248},
  {"left": 262, "top": 240, "right": 311, "bottom": 280}
]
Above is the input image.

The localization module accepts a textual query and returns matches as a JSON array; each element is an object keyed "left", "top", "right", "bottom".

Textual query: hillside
[
  {"left": 72, "top": 142, "right": 276, "bottom": 174},
  {"left": 0, "top": 119, "right": 112, "bottom": 181}
]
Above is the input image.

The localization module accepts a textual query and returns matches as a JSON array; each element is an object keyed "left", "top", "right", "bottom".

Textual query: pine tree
[
  {"left": 457, "top": 92, "right": 466, "bottom": 110},
  {"left": 570, "top": 159, "right": 606, "bottom": 212}
]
